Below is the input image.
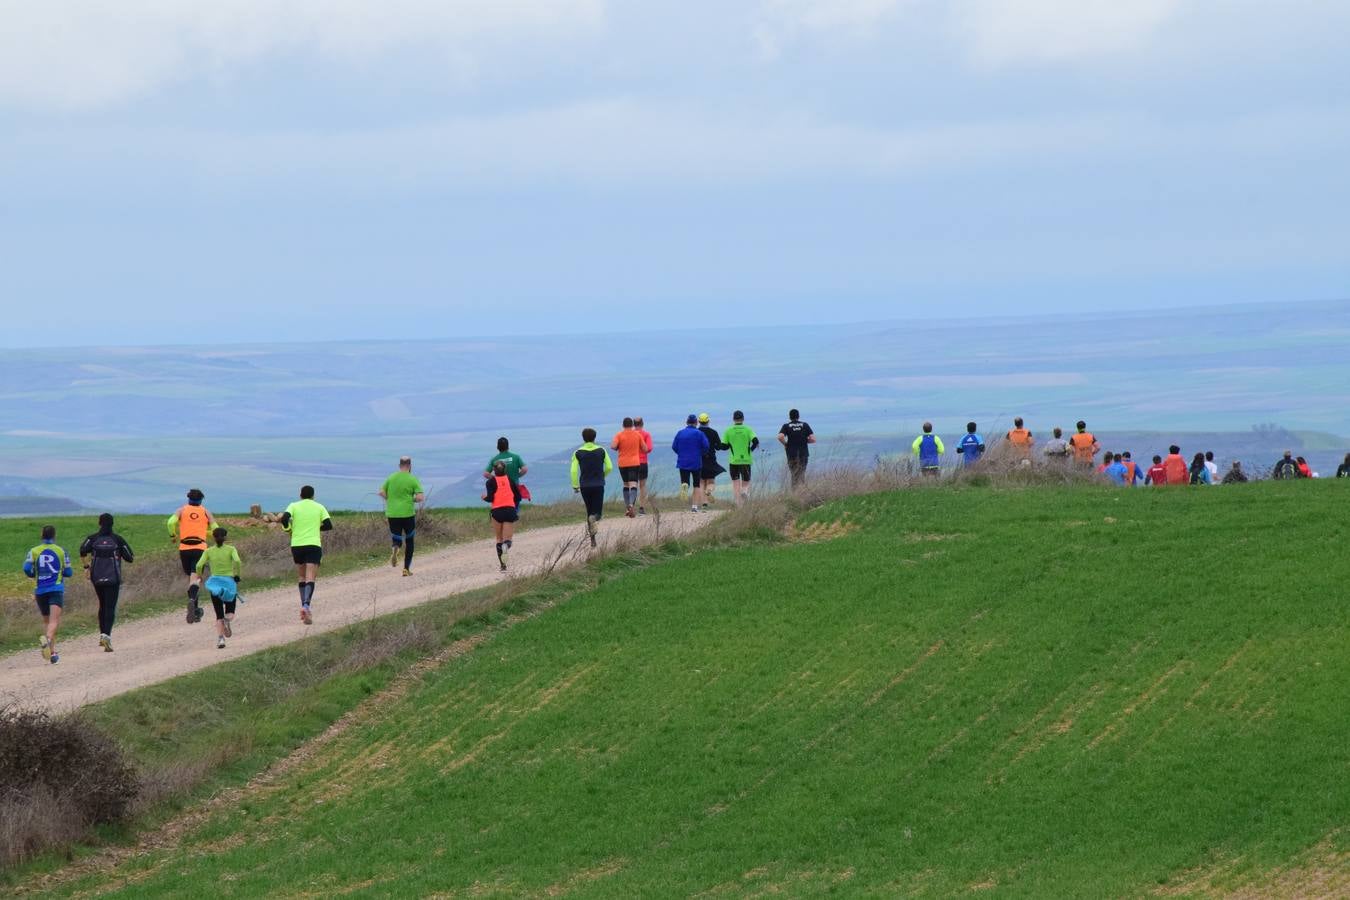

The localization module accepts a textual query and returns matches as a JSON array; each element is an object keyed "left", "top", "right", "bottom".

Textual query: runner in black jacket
[{"left": 79, "top": 513, "right": 135, "bottom": 652}]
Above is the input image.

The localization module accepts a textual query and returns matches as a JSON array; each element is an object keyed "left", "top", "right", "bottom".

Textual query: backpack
[{"left": 87, "top": 534, "right": 123, "bottom": 585}]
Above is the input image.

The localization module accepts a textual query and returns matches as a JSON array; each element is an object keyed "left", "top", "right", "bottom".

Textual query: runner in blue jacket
[
  {"left": 672, "top": 414, "right": 710, "bottom": 512},
  {"left": 956, "top": 422, "right": 984, "bottom": 467}
]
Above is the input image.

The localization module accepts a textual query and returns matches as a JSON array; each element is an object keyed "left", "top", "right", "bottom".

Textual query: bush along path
[{"left": 0, "top": 511, "right": 717, "bottom": 713}]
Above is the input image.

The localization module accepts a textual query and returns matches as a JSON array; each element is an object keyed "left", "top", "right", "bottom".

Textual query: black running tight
[{"left": 94, "top": 583, "right": 120, "bottom": 635}]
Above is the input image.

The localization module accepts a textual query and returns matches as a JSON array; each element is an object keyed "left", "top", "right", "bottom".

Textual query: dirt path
[{"left": 0, "top": 511, "right": 715, "bottom": 713}]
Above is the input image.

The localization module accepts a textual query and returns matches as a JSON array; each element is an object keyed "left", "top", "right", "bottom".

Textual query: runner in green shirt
[
  {"left": 484, "top": 437, "right": 527, "bottom": 487},
  {"left": 379, "top": 456, "right": 425, "bottom": 576},
  {"left": 720, "top": 410, "right": 760, "bottom": 504},
  {"left": 279, "top": 485, "right": 332, "bottom": 625},
  {"left": 195, "top": 527, "right": 243, "bottom": 649}
]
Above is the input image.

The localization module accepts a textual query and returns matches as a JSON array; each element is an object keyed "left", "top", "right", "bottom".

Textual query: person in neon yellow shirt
[
  {"left": 279, "top": 485, "right": 332, "bottom": 625},
  {"left": 195, "top": 527, "right": 243, "bottom": 649},
  {"left": 379, "top": 456, "right": 425, "bottom": 577}
]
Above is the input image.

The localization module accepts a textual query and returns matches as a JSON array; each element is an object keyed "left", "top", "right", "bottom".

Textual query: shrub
[{"left": 0, "top": 706, "right": 139, "bottom": 868}]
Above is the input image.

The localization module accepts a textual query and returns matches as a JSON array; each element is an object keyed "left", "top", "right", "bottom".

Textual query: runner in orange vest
[
  {"left": 1068, "top": 421, "right": 1099, "bottom": 467},
  {"left": 1006, "top": 417, "right": 1034, "bottom": 461},
  {"left": 483, "top": 461, "right": 522, "bottom": 572},
  {"left": 167, "top": 488, "right": 215, "bottom": 623},
  {"left": 1162, "top": 445, "right": 1189, "bottom": 486}
]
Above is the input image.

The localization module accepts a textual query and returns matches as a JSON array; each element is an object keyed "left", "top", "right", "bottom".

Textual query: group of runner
[{"left": 23, "top": 410, "right": 1347, "bottom": 665}]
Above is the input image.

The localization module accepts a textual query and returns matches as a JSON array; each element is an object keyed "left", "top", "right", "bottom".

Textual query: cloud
[
  {"left": 0, "top": 0, "right": 604, "bottom": 109},
  {"left": 752, "top": 0, "right": 907, "bottom": 59},
  {"left": 953, "top": 0, "right": 1182, "bottom": 66}
]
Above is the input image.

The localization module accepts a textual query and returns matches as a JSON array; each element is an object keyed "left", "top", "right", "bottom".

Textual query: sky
[{"left": 2, "top": 0, "right": 1348, "bottom": 347}]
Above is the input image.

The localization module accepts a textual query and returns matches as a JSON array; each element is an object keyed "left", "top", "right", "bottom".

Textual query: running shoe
[
  {"left": 186, "top": 601, "right": 196, "bottom": 624},
  {"left": 40, "top": 635, "right": 51, "bottom": 661},
  {"left": 638, "top": 506, "right": 646, "bottom": 516},
  {"left": 223, "top": 620, "right": 232, "bottom": 638},
  {"left": 99, "top": 634, "right": 112, "bottom": 653},
  {"left": 217, "top": 636, "right": 226, "bottom": 650},
  {"left": 300, "top": 606, "right": 313, "bottom": 625},
  {"left": 499, "top": 562, "right": 507, "bottom": 573},
  {"left": 402, "top": 568, "right": 412, "bottom": 577},
  {"left": 194, "top": 605, "right": 204, "bottom": 623},
  {"left": 50, "top": 652, "right": 59, "bottom": 665},
  {"left": 625, "top": 506, "right": 635, "bottom": 518},
  {"left": 389, "top": 545, "right": 400, "bottom": 568},
  {"left": 499, "top": 546, "right": 509, "bottom": 567},
  {"left": 691, "top": 505, "right": 700, "bottom": 513}
]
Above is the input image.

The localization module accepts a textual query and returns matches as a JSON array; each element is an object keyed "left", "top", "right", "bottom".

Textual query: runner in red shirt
[{"left": 632, "top": 416, "right": 654, "bottom": 516}]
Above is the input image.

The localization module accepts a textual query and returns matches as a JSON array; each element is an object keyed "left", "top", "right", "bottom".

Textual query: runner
[
  {"left": 167, "top": 488, "right": 214, "bottom": 624},
  {"left": 1272, "top": 450, "right": 1301, "bottom": 480},
  {"left": 1189, "top": 452, "right": 1213, "bottom": 485},
  {"left": 1068, "top": 421, "right": 1099, "bottom": 467},
  {"left": 1204, "top": 451, "right": 1219, "bottom": 486},
  {"left": 611, "top": 418, "right": 647, "bottom": 518},
  {"left": 1222, "top": 460, "right": 1250, "bottom": 484},
  {"left": 1145, "top": 455, "right": 1167, "bottom": 486},
  {"left": 911, "top": 422, "right": 945, "bottom": 476},
  {"left": 1104, "top": 453, "right": 1129, "bottom": 485},
  {"left": 279, "top": 485, "right": 333, "bottom": 625},
  {"left": 1006, "top": 418, "right": 1034, "bottom": 462},
  {"left": 1162, "top": 445, "right": 1189, "bottom": 486},
  {"left": 697, "top": 413, "right": 725, "bottom": 507},
  {"left": 673, "top": 414, "right": 710, "bottom": 511},
  {"left": 778, "top": 409, "right": 815, "bottom": 488},
  {"left": 1042, "top": 427, "right": 1070, "bottom": 462},
  {"left": 721, "top": 410, "right": 759, "bottom": 504},
  {"left": 571, "top": 428, "right": 613, "bottom": 547},
  {"left": 23, "top": 525, "right": 72, "bottom": 664},
  {"left": 379, "top": 456, "right": 425, "bottom": 576},
  {"left": 1337, "top": 453, "right": 1350, "bottom": 478},
  {"left": 78, "top": 513, "right": 134, "bottom": 652},
  {"left": 633, "top": 416, "right": 654, "bottom": 515},
  {"left": 484, "top": 437, "right": 527, "bottom": 502},
  {"left": 483, "top": 461, "right": 522, "bottom": 570},
  {"left": 194, "top": 527, "right": 242, "bottom": 650},
  {"left": 1121, "top": 451, "right": 1143, "bottom": 486},
  {"left": 956, "top": 422, "right": 985, "bottom": 467}
]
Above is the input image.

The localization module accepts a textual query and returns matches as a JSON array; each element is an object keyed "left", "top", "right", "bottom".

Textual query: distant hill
[
  {"left": 1, "top": 298, "right": 1346, "bottom": 511},
  {"left": 0, "top": 495, "right": 86, "bottom": 516}
]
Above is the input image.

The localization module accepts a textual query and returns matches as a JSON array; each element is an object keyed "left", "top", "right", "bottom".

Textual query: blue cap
[{"left": 686, "top": 414, "right": 697, "bottom": 424}]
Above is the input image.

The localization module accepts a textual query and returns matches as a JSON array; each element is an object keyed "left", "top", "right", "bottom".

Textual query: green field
[{"left": 24, "top": 482, "right": 1350, "bottom": 896}]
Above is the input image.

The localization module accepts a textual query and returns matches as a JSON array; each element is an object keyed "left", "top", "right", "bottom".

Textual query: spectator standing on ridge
[
  {"left": 697, "top": 413, "right": 725, "bottom": 507},
  {"left": 280, "top": 485, "right": 333, "bottom": 625},
  {"left": 1006, "top": 418, "right": 1034, "bottom": 461},
  {"left": 1043, "top": 427, "right": 1070, "bottom": 462},
  {"left": 79, "top": 513, "right": 134, "bottom": 653},
  {"left": 483, "top": 461, "right": 522, "bottom": 571},
  {"left": 1222, "top": 461, "right": 1249, "bottom": 484},
  {"left": 1163, "top": 445, "right": 1189, "bottom": 486},
  {"left": 1272, "top": 450, "right": 1301, "bottom": 480},
  {"left": 1337, "top": 453, "right": 1350, "bottom": 478},
  {"left": 778, "top": 409, "right": 815, "bottom": 488},
  {"left": 1145, "top": 455, "right": 1167, "bottom": 485},
  {"left": 571, "top": 427, "right": 613, "bottom": 547},
  {"left": 485, "top": 437, "right": 527, "bottom": 509},
  {"left": 611, "top": 417, "right": 648, "bottom": 518},
  {"left": 1204, "top": 451, "right": 1219, "bottom": 486},
  {"left": 1068, "top": 421, "right": 1099, "bottom": 467},
  {"left": 195, "top": 527, "right": 242, "bottom": 650},
  {"left": 912, "top": 422, "right": 945, "bottom": 477},
  {"left": 379, "top": 456, "right": 425, "bottom": 577},
  {"left": 633, "top": 416, "right": 654, "bottom": 515},
  {"left": 24, "top": 524, "right": 72, "bottom": 665},
  {"left": 168, "top": 488, "right": 214, "bottom": 624},
  {"left": 721, "top": 411, "right": 760, "bottom": 504},
  {"left": 957, "top": 422, "right": 985, "bottom": 467},
  {"left": 1189, "top": 453, "right": 1213, "bottom": 485},
  {"left": 673, "top": 415, "right": 710, "bottom": 511}
]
